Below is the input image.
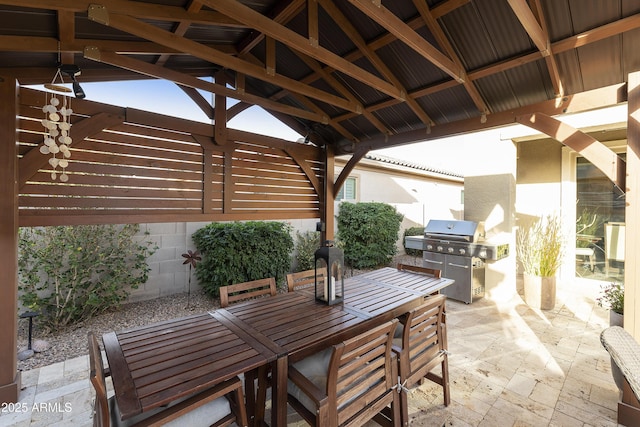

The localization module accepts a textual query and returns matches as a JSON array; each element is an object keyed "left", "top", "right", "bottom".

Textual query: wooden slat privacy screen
[{"left": 17, "top": 88, "right": 323, "bottom": 227}]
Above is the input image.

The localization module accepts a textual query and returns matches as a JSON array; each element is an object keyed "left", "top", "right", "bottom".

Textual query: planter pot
[
  {"left": 523, "top": 274, "right": 556, "bottom": 310},
  {"left": 609, "top": 310, "right": 625, "bottom": 391},
  {"left": 610, "top": 310, "right": 624, "bottom": 327}
]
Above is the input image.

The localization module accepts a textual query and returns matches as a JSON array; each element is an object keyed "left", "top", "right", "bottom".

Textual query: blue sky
[{"left": 79, "top": 79, "right": 304, "bottom": 141}]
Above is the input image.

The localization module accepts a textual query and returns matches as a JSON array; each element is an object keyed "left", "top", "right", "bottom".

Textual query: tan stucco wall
[
  {"left": 516, "top": 139, "right": 563, "bottom": 224},
  {"left": 515, "top": 138, "right": 565, "bottom": 284},
  {"left": 334, "top": 160, "right": 464, "bottom": 252},
  {"left": 464, "top": 140, "right": 517, "bottom": 302}
]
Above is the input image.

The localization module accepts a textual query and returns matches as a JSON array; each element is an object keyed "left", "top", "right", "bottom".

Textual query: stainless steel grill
[{"left": 405, "top": 219, "right": 509, "bottom": 304}]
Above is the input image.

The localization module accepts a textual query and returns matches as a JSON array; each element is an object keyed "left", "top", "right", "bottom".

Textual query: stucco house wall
[{"left": 334, "top": 154, "right": 464, "bottom": 242}]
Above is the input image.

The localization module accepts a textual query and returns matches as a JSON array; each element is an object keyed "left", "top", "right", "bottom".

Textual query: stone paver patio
[{"left": 0, "top": 277, "right": 621, "bottom": 427}]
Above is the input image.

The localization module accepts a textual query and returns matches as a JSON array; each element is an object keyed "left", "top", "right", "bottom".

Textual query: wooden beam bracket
[{"left": 88, "top": 4, "right": 110, "bottom": 26}]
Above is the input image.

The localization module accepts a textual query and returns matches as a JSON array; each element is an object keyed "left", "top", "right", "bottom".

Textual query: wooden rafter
[
  {"left": 346, "top": 0, "right": 465, "bottom": 84},
  {"left": 0, "top": 35, "right": 236, "bottom": 59},
  {"left": 365, "top": 82, "right": 629, "bottom": 151},
  {"left": 83, "top": 48, "right": 327, "bottom": 123},
  {"left": 411, "top": 0, "right": 488, "bottom": 115},
  {"left": 319, "top": 0, "right": 433, "bottom": 127},
  {"left": 334, "top": 14, "right": 640, "bottom": 129},
  {"left": 202, "top": 0, "right": 405, "bottom": 101},
  {"left": 155, "top": 0, "right": 204, "bottom": 67},
  {"left": 85, "top": 7, "right": 359, "bottom": 113},
  {"left": 0, "top": 0, "right": 636, "bottom": 153},
  {"left": 0, "top": 0, "right": 244, "bottom": 27},
  {"left": 508, "top": 0, "right": 563, "bottom": 97},
  {"left": 236, "top": 0, "right": 306, "bottom": 56},
  {"left": 56, "top": 10, "right": 75, "bottom": 64},
  {"left": 239, "top": 52, "right": 358, "bottom": 142}
]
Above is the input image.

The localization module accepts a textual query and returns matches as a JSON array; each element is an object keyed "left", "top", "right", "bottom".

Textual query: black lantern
[{"left": 314, "top": 240, "right": 344, "bottom": 305}]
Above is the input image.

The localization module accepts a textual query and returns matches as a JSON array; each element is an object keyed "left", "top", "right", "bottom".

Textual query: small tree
[
  {"left": 337, "top": 202, "right": 404, "bottom": 269},
  {"left": 294, "top": 230, "right": 321, "bottom": 272},
  {"left": 18, "top": 224, "right": 156, "bottom": 331}
]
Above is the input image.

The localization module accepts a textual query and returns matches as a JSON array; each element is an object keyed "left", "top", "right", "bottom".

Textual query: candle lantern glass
[{"left": 314, "top": 241, "right": 344, "bottom": 305}]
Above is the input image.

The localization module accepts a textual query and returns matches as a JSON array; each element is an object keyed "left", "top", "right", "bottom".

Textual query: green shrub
[
  {"left": 337, "top": 202, "right": 404, "bottom": 269},
  {"left": 18, "top": 224, "right": 156, "bottom": 331},
  {"left": 192, "top": 221, "right": 293, "bottom": 297},
  {"left": 403, "top": 226, "right": 425, "bottom": 257},
  {"left": 294, "top": 230, "right": 321, "bottom": 272}
]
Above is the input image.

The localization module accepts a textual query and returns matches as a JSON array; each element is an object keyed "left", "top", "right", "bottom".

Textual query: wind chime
[{"left": 40, "top": 70, "right": 73, "bottom": 182}]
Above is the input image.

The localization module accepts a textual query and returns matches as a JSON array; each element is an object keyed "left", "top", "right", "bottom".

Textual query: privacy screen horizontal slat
[{"left": 18, "top": 88, "right": 323, "bottom": 226}]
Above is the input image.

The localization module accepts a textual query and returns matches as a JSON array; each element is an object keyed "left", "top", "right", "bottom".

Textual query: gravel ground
[
  {"left": 16, "top": 255, "right": 421, "bottom": 372},
  {"left": 17, "top": 290, "right": 219, "bottom": 372}
]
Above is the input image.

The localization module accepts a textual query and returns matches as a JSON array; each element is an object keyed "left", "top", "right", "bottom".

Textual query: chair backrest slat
[
  {"left": 397, "top": 263, "right": 442, "bottom": 278},
  {"left": 327, "top": 320, "right": 398, "bottom": 426},
  {"left": 286, "top": 268, "right": 326, "bottom": 292},
  {"left": 401, "top": 294, "right": 447, "bottom": 385},
  {"left": 219, "top": 277, "right": 277, "bottom": 307},
  {"left": 88, "top": 332, "right": 110, "bottom": 427}
]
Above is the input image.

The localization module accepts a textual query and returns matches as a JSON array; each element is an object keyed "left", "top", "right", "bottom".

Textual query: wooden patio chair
[
  {"left": 88, "top": 332, "right": 248, "bottom": 427},
  {"left": 286, "top": 267, "right": 327, "bottom": 292},
  {"left": 392, "top": 294, "right": 449, "bottom": 426},
  {"left": 219, "top": 277, "right": 277, "bottom": 308},
  {"left": 287, "top": 319, "right": 401, "bottom": 427},
  {"left": 218, "top": 277, "right": 276, "bottom": 424},
  {"left": 396, "top": 263, "right": 441, "bottom": 278}
]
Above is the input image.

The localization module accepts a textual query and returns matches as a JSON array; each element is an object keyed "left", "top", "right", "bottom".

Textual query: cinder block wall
[
  {"left": 129, "top": 222, "right": 190, "bottom": 302},
  {"left": 129, "top": 219, "right": 319, "bottom": 303}
]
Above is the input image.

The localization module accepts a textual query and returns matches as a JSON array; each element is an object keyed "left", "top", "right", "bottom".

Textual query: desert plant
[
  {"left": 294, "top": 230, "right": 321, "bottom": 272},
  {"left": 337, "top": 202, "right": 404, "bottom": 269},
  {"left": 18, "top": 224, "right": 156, "bottom": 331},
  {"left": 517, "top": 214, "right": 564, "bottom": 277},
  {"left": 192, "top": 221, "right": 293, "bottom": 297}
]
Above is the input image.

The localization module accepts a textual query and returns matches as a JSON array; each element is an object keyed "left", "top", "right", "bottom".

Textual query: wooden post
[
  {"left": 0, "top": 76, "right": 21, "bottom": 403},
  {"left": 626, "top": 72, "right": 640, "bottom": 338},
  {"left": 322, "top": 145, "right": 336, "bottom": 242}
]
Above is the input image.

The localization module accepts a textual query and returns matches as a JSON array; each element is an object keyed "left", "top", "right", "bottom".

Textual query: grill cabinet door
[{"left": 424, "top": 252, "right": 473, "bottom": 304}]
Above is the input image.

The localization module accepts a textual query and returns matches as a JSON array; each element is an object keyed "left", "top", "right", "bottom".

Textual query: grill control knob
[
  {"left": 447, "top": 247, "right": 454, "bottom": 253},
  {"left": 426, "top": 245, "right": 433, "bottom": 251},
  {"left": 436, "top": 246, "right": 443, "bottom": 252},
  {"left": 459, "top": 248, "right": 466, "bottom": 255},
  {"left": 479, "top": 250, "right": 487, "bottom": 259}
]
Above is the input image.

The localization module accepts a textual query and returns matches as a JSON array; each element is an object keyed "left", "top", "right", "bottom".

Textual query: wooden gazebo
[{"left": 1, "top": 0, "right": 640, "bottom": 404}]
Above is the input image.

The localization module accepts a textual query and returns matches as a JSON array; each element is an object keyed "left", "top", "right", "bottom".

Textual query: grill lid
[{"left": 424, "top": 219, "right": 479, "bottom": 242}]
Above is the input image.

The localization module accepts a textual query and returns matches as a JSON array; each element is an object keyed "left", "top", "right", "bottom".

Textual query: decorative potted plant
[
  {"left": 597, "top": 282, "right": 624, "bottom": 326},
  {"left": 517, "top": 214, "right": 563, "bottom": 310}
]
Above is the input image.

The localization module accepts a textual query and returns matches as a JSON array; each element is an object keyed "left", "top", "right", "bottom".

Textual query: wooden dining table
[
  {"left": 101, "top": 312, "right": 277, "bottom": 421},
  {"left": 102, "top": 266, "right": 453, "bottom": 426},
  {"left": 218, "top": 266, "right": 453, "bottom": 426}
]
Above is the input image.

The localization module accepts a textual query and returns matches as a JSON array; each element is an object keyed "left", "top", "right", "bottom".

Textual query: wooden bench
[{"left": 601, "top": 326, "right": 640, "bottom": 426}]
